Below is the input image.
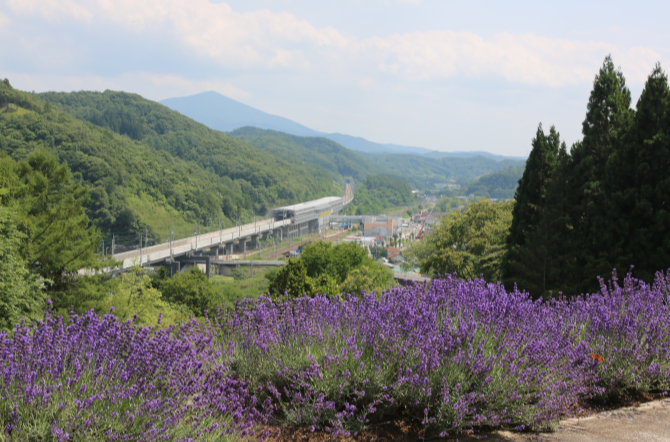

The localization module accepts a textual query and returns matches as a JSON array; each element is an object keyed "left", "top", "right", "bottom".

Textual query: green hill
[
  {"left": 346, "top": 175, "right": 416, "bottom": 216},
  {"left": 1, "top": 84, "right": 339, "bottom": 245},
  {"left": 229, "top": 126, "right": 387, "bottom": 183},
  {"left": 463, "top": 165, "right": 524, "bottom": 199},
  {"left": 360, "top": 152, "right": 525, "bottom": 189},
  {"left": 228, "top": 128, "right": 421, "bottom": 213},
  {"left": 38, "top": 91, "right": 339, "bottom": 210}
]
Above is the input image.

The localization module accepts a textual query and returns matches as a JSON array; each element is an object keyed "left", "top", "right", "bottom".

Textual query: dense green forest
[
  {"left": 346, "top": 175, "right": 416, "bottom": 215},
  {"left": 36, "top": 90, "right": 340, "bottom": 230},
  {"left": 503, "top": 57, "right": 670, "bottom": 297},
  {"left": 360, "top": 152, "right": 525, "bottom": 189},
  {"left": 231, "top": 128, "right": 421, "bottom": 214},
  {"left": 230, "top": 128, "right": 526, "bottom": 192},
  {"left": 229, "top": 127, "right": 388, "bottom": 183},
  {"left": 462, "top": 165, "right": 524, "bottom": 199},
  {"left": 1, "top": 84, "right": 238, "bottom": 243},
  {"left": 31, "top": 89, "right": 526, "bottom": 229}
]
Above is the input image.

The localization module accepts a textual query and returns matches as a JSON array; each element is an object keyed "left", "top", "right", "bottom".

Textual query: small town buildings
[
  {"left": 388, "top": 253, "right": 405, "bottom": 264},
  {"left": 363, "top": 217, "right": 402, "bottom": 239},
  {"left": 343, "top": 236, "right": 378, "bottom": 247}
]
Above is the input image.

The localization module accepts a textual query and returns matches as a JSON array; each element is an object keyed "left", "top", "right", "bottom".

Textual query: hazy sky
[{"left": 1, "top": 0, "right": 669, "bottom": 155}]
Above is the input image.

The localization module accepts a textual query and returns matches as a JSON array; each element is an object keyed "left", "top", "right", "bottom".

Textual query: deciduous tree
[{"left": 422, "top": 201, "right": 512, "bottom": 282}]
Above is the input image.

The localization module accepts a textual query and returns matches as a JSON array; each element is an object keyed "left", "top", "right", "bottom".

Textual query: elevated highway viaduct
[{"left": 109, "top": 182, "right": 354, "bottom": 276}]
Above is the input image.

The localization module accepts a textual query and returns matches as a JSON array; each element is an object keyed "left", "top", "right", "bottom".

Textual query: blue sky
[{"left": 1, "top": 0, "right": 668, "bottom": 155}]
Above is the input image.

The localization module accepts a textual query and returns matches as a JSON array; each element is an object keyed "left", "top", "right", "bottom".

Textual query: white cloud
[
  {"left": 362, "top": 31, "right": 665, "bottom": 86},
  {"left": 0, "top": 13, "right": 9, "bottom": 35},
  {"left": 3, "top": 0, "right": 667, "bottom": 87},
  {"left": 0, "top": 71, "right": 250, "bottom": 101},
  {"left": 6, "top": 0, "right": 349, "bottom": 71},
  {"left": 6, "top": 0, "right": 92, "bottom": 22}
]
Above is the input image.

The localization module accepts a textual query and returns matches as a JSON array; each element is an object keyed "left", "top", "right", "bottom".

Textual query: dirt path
[
  {"left": 261, "top": 399, "right": 670, "bottom": 441},
  {"left": 496, "top": 398, "right": 670, "bottom": 442}
]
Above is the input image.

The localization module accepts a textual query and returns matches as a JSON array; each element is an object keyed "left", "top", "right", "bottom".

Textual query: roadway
[
  {"left": 111, "top": 182, "right": 355, "bottom": 271},
  {"left": 112, "top": 218, "right": 290, "bottom": 270}
]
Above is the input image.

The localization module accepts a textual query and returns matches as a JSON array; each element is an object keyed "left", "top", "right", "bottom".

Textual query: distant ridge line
[{"left": 159, "top": 91, "right": 525, "bottom": 160}]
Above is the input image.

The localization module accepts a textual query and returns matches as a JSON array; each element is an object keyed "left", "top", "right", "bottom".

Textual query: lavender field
[{"left": 2, "top": 270, "right": 670, "bottom": 441}]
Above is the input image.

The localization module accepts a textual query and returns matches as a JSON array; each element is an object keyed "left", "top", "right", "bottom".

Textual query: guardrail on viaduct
[
  {"left": 112, "top": 218, "right": 290, "bottom": 270},
  {"left": 109, "top": 182, "right": 354, "bottom": 272}
]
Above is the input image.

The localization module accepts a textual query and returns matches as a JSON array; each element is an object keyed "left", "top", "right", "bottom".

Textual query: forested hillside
[
  {"left": 38, "top": 90, "right": 339, "bottom": 217},
  {"left": 229, "top": 128, "right": 419, "bottom": 214},
  {"left": 229, "top": 127, "right": 387, "bottom": 182},
  {"left": 346, "top": 175, "right": 416, "bottom": 215},
  {"left": 463, "top": 166, "right": 524, "bottom": 199},
  {"left": 360, "top": 152, "right": 525, "bottom": 188},
  {"left": 1, "top": 84, "right": 338, "bottom": 244}
]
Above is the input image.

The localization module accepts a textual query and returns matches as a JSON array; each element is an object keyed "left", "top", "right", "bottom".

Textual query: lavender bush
[
  {"left": 216, "top": 269, "right": 670, "bottom": 437},
  {"left": 1, "top": 269, "right": 669, "bottom": 440},
  {"left": 0, "top": 303, "right": 272, "bottom": 441}
]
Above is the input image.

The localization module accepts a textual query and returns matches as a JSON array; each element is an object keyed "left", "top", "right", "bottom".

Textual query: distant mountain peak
[{"left": 160, "top": 91, "right": 523, "bottom": 159}]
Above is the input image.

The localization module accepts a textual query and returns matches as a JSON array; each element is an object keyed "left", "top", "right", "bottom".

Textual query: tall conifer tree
[
  {"left": 503, "top": 124, "right": 560, "bottom": 297},
  {"left": 609, "top": 63, "right": 670, "bottom": 281},
  {"left": 567, "top": 56, "right": 633, "bottom": 292}
]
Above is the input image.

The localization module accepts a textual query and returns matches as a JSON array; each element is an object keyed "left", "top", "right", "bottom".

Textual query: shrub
[
  {"left": 0, "top": 307, "right": 272, "bottom": 441},
  {"left": 217, "top": 269, "right": 670, "bottom": 437},
  {"left": 159, "top": 266, "right": 218, "bottom": 317}
]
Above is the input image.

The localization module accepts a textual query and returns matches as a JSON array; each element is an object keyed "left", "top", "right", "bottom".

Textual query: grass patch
[
  {"left": 0, "top": 105, "right": 33, "bottom": 116},
  {"left": 125, "top": 193, "right": 194, "bottom": 239}
]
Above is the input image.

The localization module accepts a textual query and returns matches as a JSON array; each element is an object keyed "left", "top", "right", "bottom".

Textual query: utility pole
[
  {"left": 139, "top": 233, "right": 143, "bottom": 266},
  {"left": 195, "top": 220, "right": 199, "bottom": 250},
  {"left": 112, "top": 233, "right": 115, "bottom": 256},
  {"left": 102, "top": 239, "right": 104, "bottom": 255}
]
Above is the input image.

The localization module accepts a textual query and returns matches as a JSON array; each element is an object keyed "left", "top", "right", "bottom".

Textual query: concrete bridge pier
[
  {"left": 250, "top": 234, "right": 259, "bottom": 249},
  {"left": 175, "top": 255, "right": 211, "bottom": 278},
  {"left": 155, "top": 260, "right": 181, "bottom": 277}
]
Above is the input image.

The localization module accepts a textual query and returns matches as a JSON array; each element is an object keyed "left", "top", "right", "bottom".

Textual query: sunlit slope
[
  {"left": 1, "top": 83, "right": 338, "bottom": 241},
  {"left": 360, "top": 152, "right": 525, "bottom": 188},
  {"left": 39, "top": 90, "right": 340, "bottom": 213},
  {"left": 229, "top": 127, "right": 389, "bottom": 183}
]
